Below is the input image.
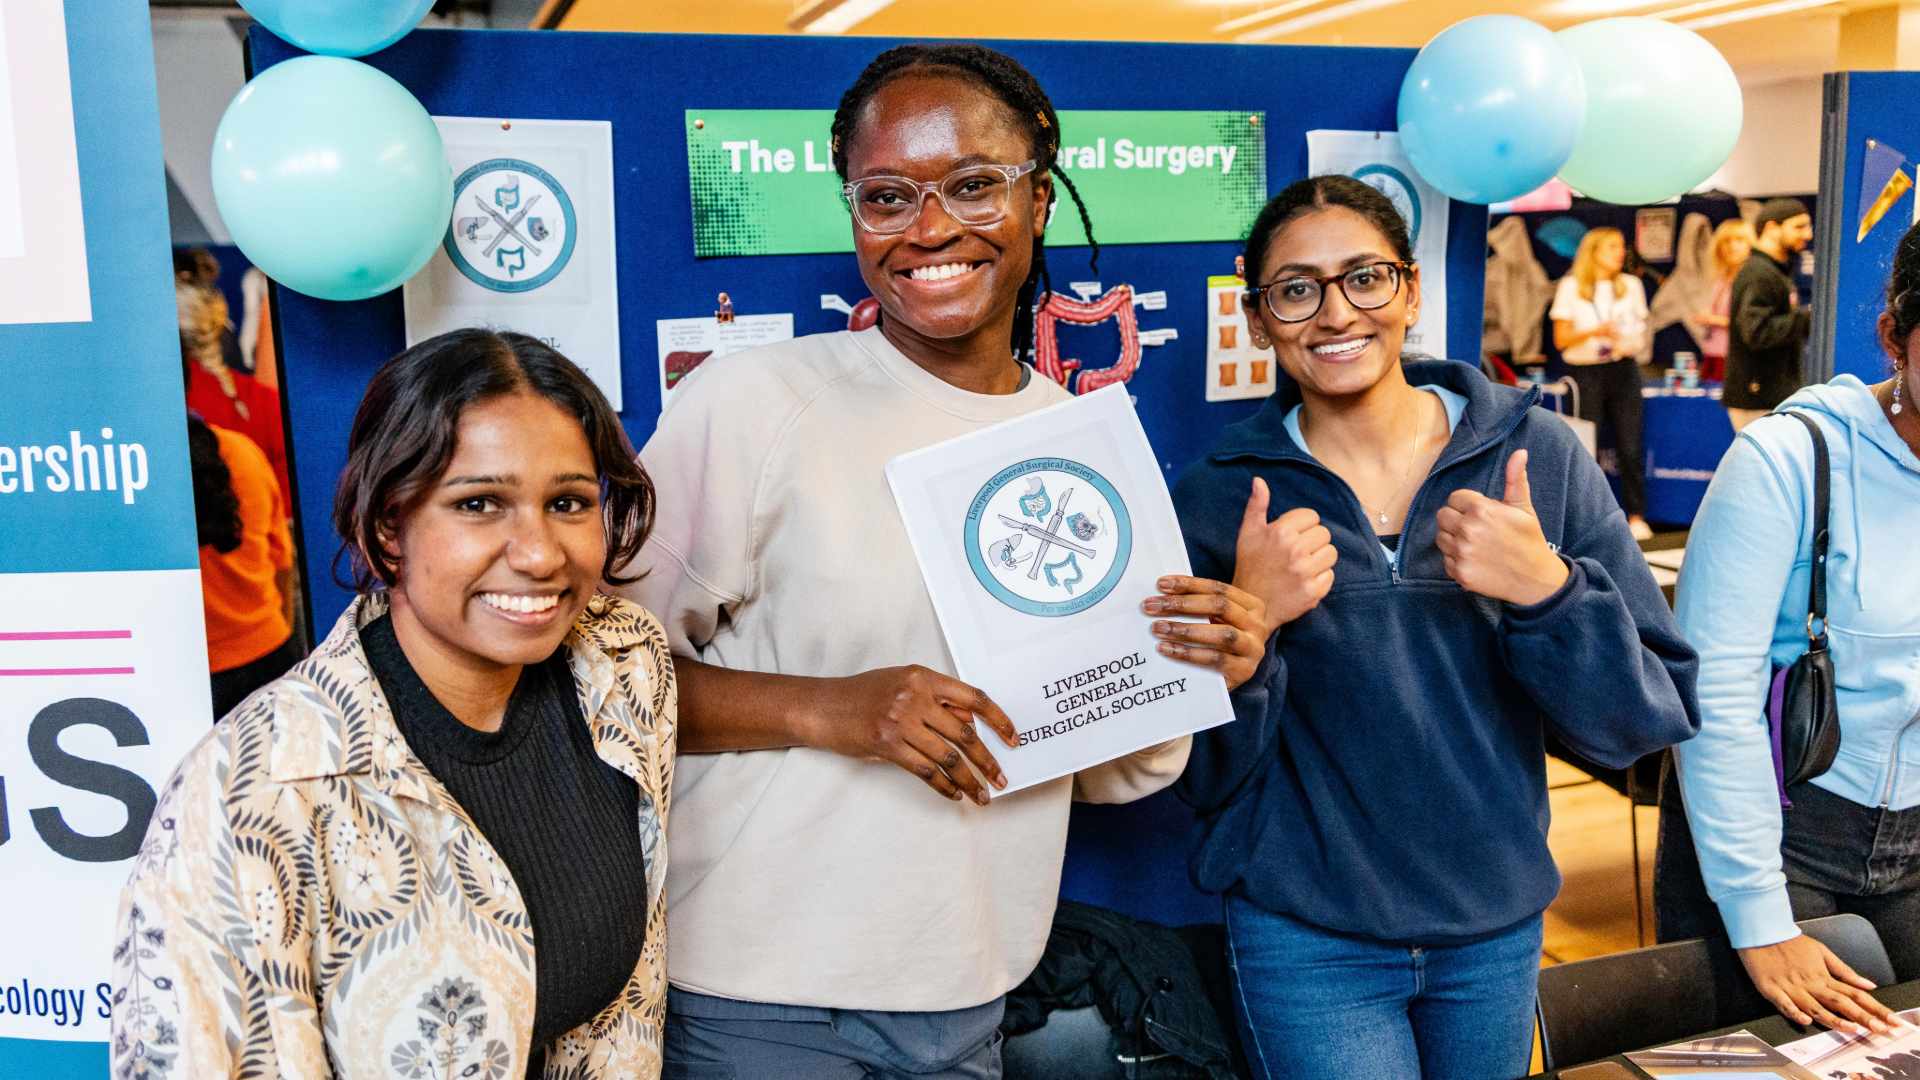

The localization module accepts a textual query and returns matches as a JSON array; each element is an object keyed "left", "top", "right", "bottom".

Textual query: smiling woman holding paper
[
  {"left": 617, "top": 43, "right": 1268, "bottom": 1080},
  {"left": 1172, "top": 176, "right": 1702, "bottom": 1080}
]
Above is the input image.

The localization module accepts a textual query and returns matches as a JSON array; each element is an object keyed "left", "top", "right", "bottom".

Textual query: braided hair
[
  {"left": 829, "top": 43, "right": 1098, "bottom": 362},
  {"left": 1886, "top": 221, "right": 1920, "bottom": 359}
]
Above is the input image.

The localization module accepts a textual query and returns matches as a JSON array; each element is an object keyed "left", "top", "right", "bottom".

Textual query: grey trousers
[{"left": 663, "top": 987, "right": 1005, "bottom": 1079}]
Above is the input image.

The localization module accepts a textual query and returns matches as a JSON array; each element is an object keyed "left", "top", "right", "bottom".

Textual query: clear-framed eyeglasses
[
  {"left": 1253, "top": 261, "right": 1411, "bottom": 323},
  {"left": 842, "top": 160, "right": 1038, "bottom": 235}
]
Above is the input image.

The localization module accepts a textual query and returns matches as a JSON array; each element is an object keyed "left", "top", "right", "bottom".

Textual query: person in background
[
  {"left": 175, "top": 247, "right": 250, "bottom": 374},
  {"left": 1725, "top": 198, "right": 1815, "bottom": 431},
  {"left": 1175, "top": 176, "right": 1699, "bottom": 1079},
  {"left": 114, "top": 329, "right": 675, "bottom": 1078},
  {"left": 1551, "top": 226, "right": 1655, "bottom": 540},
  {"left": 1696, "top": 218, "right": 1756, "bottom": 384},
  {"left": 180, "top": 281, "right": 291, "bottom": 514},
  {"left": 1659, "top": 219, "right": 1920, "bottom": 1037},
  {"left": 237, "top": 266, "right": 277, "bottom": 391},
  {"left": 186, "top": 405, "right": 296, "bottom": 718}
]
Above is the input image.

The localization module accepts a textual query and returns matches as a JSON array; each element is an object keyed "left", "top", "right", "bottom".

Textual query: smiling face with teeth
[
  {"left": 1245, "top": 206, "right": 1422, "bottom": 406},
  {"left": 843, "top": 73, "right": 1051, "bottom": 374},
  {"left": 380, "top": 391, "right": 606, "bottom": 717}
]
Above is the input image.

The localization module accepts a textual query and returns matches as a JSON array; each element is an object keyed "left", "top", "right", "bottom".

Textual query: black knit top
[{"left": 361, "top": 614, "right": 647, "bottom": 1057}]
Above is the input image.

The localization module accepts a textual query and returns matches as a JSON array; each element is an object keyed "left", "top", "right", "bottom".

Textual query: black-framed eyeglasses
[
  {"left": 1251, "top": 261, "right": 1411, "bottom": 323},
  {"left": 842, "top": 160, "right": 1038, "bottom": 235}
]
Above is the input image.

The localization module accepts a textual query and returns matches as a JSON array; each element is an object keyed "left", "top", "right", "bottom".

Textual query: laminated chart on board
[
  {"left": 1205, "top": 273, "right": 1275, "bottom": 401},
  {"left": 887, "top": 385, "right": 1234, "bottom": 793}
]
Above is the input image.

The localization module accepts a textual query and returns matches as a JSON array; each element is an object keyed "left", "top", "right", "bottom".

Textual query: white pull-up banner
[{"left": 0, "top": 3, "right": 209, "bottom": 1075}]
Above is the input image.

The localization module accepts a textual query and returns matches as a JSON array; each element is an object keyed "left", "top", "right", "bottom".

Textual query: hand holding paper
[
  {"left": 1145, "top": 477, "right": 1335, "bottom": 690},
  {"left": 807, "top": 665, "right": 1018, "bottom": 806},
  {"left": 1143, "top": 574, "right": 1269, "bottom": 690},
  {"left": 886, "top": 385, "right": 1236, "bottom": 793}
]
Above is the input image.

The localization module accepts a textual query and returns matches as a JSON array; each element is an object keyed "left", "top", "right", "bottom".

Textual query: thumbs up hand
[
  {"left": 1147, "top": 477, "right": 1335, "bottom": 691},
  {"left": 1434, "top": 449, "right": 1570, "bottom": 607}
]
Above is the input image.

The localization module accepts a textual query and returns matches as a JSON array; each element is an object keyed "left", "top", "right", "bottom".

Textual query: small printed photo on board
[{"left": 1206, "top": 274, "right": 1273, "bottom": 402}]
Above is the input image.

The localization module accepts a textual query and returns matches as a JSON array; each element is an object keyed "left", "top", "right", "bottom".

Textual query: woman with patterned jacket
[{"left": 111, "top": 330, "right": 677, "bottom": 1079}]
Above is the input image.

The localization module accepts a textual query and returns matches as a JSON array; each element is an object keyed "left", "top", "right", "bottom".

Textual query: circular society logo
[
  {"left": 965, "top": 457, "right": 1133, "bottom": 618},
  {"left": 1352, "top": 163, "right": 1422, "bottom": 244},
  {"left": 446, "top": 157, "right": 577, "bottom": 293}
]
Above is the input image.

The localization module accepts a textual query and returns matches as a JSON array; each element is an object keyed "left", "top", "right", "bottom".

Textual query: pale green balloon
[
  {"left": 1556, "top": 17, "right": 1743, "bottom": 206},
  {"left": 211, "top": 56, "right": 452, "bottom": 302}
]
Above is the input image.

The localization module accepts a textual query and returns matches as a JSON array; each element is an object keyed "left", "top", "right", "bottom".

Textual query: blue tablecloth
[
  {"left": 1640, "top": 387, "right": 1736, "bottom": 526},
  {"left": 1538, "top": 382, "right": 1735, "bottom": 528}
]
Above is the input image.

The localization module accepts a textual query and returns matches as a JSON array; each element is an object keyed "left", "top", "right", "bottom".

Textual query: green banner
[{"left": 685, "top": 108, "right": 1266, "bottom": 258}]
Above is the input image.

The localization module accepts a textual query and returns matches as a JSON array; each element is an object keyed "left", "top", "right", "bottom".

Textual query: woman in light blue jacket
[{"left": 1660, "top": 221, "right": 1920, "bottom": 1036}]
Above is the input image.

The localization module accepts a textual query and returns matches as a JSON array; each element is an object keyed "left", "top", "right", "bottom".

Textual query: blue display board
[
  {"left": 1814, "top": 71, "right": 1920, "bottom": 385},
  {"left": 255, "top": 27, "right": 1490, "bottom": 929}
]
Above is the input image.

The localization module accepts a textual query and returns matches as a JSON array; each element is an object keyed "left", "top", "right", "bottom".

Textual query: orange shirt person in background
[{"left": 188, "top": 415, "right": 298, "bottom": 717}]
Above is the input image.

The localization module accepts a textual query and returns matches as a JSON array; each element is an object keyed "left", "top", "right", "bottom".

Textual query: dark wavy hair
[
  {"left": 1885, "top": 220, "right": 1920, "bottom": 364},
  {"left": 331, "top": 329, "right": 653, "bottom": 592},
  {"left": 187, "top": 415, "right": 242, "bottom": 553},
  {"left": 1242, "top": 175, "right": 1415, "bottom": 301},
  {"left": 829, "top": 42, "right": 1098, "bottom": 362}
]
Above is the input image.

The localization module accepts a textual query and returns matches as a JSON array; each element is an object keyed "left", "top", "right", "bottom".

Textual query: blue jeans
[{"left": 1224, "top": 895, "right": 1542, "bottom": 1080}]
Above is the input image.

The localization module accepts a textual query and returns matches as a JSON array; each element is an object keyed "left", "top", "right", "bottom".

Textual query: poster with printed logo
[
  {"left": 886, "top": 385, "right": 1234, "bottom": 793},
  {"left": 0, "top": 2, "right": 209, "bottom": 1075},
  {"left": 1306, "top": 130, "right": 1449, "bottom": 358},
  {"left": 404, "top": 117, "right": 623, "bottom": 408}
]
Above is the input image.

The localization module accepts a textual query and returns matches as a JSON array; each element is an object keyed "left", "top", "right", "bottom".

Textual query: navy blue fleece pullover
[{"left": 1173, "top": 361, "right": 1700, "bottom": 944}]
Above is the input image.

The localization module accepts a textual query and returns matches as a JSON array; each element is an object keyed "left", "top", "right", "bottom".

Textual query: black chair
[{"left": 1535, "top": 913, "right": 1896, "bottom": 1072}]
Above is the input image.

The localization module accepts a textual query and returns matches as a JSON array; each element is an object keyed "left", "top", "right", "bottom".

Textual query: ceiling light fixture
[
  {"left": 1540, "top": 0, "right": 1667, "bottom": 14},
  {"left": 1236, "top": 0, "right": 1407, "bottom": 43},
  {"left": 1675, "top": 0, "right": 1839, "bottom": 30},
  {"left": 1642, "top": 0, "right": 1759, "bottom": 20},
  {"left": 1214, "top": 0, "right": 1326, "bottom": 35},
  {"left": 788, "top": 0, "right": 898, "bottom": 34}
]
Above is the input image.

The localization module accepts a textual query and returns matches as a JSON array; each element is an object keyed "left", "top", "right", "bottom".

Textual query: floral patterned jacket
[{"left": 111, "top": 591, "right": 676, "bottom": 1079}]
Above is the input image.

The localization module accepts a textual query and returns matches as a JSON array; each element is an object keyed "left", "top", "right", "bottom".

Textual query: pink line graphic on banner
[
  {"left": 0, "top": 667, "right": 138, "bottom": 676},
  {"left": 0, "top": 629, "right": 137, "bottom": 674},
  {"left": 0, "top": 630, "right": 133, "bottom": 641}
]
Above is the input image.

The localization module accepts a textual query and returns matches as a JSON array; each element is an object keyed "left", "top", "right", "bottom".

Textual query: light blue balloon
[
  {"left": 211, "top": 56, "right": 451, "bottom": 302},
  {"left": 239, "top": 0, "right": 435, "bottom": 58},
  {"left": 1557, "top": 17, "right": 1743, "bottom": 206},
  {"left": 1398, "top": 16, "right": 1586, "bottom": 205}
]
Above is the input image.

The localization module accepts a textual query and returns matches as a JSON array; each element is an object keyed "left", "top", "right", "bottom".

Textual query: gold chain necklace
[{"left": 1317, "top": 395, "right": 1430, "bottom": 530}]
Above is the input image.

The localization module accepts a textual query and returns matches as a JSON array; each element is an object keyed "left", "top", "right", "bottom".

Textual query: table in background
[
  {"left": 1537, "top": 381, "right": 1736, "bottom": 528},
  {"left": 1528, "top": 979, "right": 1920, "bottom": 1078}
]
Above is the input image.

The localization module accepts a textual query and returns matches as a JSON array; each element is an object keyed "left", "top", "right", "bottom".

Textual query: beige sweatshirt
[{"left": 618, "top": 327, "right": 1190, "bottom": 1011}]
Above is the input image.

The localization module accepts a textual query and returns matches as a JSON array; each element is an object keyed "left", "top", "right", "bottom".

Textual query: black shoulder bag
[{"left": 1767, "top": 411, "right": 1841, "bottom": 805}]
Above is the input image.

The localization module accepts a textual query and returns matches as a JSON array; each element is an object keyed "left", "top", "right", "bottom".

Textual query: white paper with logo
[
  {"left": 885, "top": 384, "right": 1234, "bottom": 793},
  {"left": 404, "top": 117, "right": 622, "bottom": 408}
]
